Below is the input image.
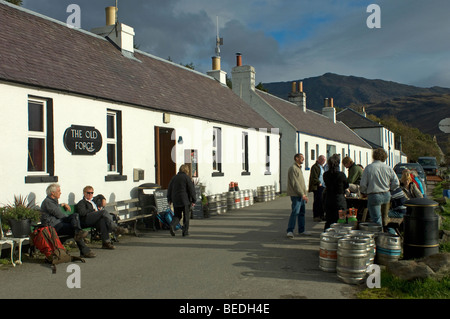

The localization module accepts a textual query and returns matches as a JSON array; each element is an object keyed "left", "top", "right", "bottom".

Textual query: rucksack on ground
[{"left": 30, "top": 225, "right": 85, "bottom": 273}]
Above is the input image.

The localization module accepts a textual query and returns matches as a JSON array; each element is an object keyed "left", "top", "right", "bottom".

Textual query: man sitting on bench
[
  {"left": 40, "top": 183, "right": 96, "bottom": 258},
  {"left": 76, "top": 186, "right": 127, "bottom": 250}
]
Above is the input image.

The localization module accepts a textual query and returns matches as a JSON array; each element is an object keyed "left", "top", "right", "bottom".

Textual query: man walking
[
  {"left": 308, "top": 155, "right": 326, "bottom": 222},
  {"left": 286, "top": 153, "right": 309, "bottom": 238}
]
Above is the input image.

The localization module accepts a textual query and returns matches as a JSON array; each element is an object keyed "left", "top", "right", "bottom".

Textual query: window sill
[
  {"left": 211, "top": 172, "right": 224, "bottom": 177},
  {"left": 105, "top": 175, "right": 128, "bottom": 182},
  {"left": 25, "top": 175, "right": 58, "bottom": 184},
  {"left": 241, "top": 172, "right": 251, "bottom": 176},
  {"left": 264, "top": 171, "right": 272, "bottom": 175}
]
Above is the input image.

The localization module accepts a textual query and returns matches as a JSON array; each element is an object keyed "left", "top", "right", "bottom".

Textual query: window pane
[
  {"left": 107, "top": 143, "right": 116, "bottom": 172},
  {"left": 28, "top": 102, "right": 44, "bottom": 132},
  {"left": 28, "top": 138, "right": 45, "bottom": 171},
  {"left": 107, "top": 114, "right": 115, "bottom": 139}
]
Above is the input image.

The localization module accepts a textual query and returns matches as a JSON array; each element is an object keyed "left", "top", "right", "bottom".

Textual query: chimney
[
  {"left": 288, "top": 81, "right": 306, "bottom": 112},
  {"left": 207, "top": 56, "right": 227, "bottom": 85},
  {"left": 231, "top": 53, "right": 256, "bottom": 100},
  {"left": 361, "top": 106, "right": 367, "bottom": 117},
  {"left": 236, "top": 53, "right": 242, "bottom": 66},
  {"left": 91, "top": 7, "right": 135, "bottom": 56},
  {"left": 322, "top": 97, "right": 336, "bottom": 123}
]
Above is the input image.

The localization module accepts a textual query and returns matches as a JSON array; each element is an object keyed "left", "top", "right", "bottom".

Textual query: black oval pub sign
[{"left": 64, "top": 125, "right": 102, "bottom": 155}]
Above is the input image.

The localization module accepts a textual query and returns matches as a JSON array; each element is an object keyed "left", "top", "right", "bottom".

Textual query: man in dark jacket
[
  {"left": 308, "top": 155, "right": 326, "bottom": 222},
  {"left": 167, "top": 164, "right": 196, "bottom": 236},
  {"left": 76, "top": 186, "right": 127, "bottom": 250}
]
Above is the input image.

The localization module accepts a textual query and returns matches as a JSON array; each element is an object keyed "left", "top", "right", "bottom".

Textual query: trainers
[
  {"left": 287, "top": 232, "right": 294, "bottom": 239},
  {"left": 102, "top": 242, "right": 115, "bottom": 250},
  {"left": 299, "top": 231, "right": 312, "bottom": 236},
  {"left": 74, "top": 230, "right": 88, "bottom": 241},
  {"left": 81, "top": 251, "right": 96, "bottom": 258},
  {"left": 169, "top": 225, "right": 175, "bottom": 236}
]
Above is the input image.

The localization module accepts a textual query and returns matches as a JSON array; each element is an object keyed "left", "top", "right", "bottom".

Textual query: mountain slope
[
  {"left": 263, "top": 73, "right": 450, "bottom": 110},
  {"left": 262, "top": 73, "right": 450, "bottom": 154}
]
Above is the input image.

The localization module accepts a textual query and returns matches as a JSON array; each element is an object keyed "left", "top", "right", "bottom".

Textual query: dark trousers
[
  {"left": 313, "top": 186, "right": 325, "bottom": 219},
  {"left": 80, "top": 210, "right": 115, "bottom": 243},
  {"left": 172, "top": 205, "right": 190, "bottom": 233},
  {"left": 54, "top": 214, "right": 90, "bottom": 255}
]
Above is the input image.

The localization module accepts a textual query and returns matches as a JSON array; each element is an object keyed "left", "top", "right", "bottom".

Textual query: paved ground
[{"left": 0, "top": 195, "right": 359, "bottom": 301}]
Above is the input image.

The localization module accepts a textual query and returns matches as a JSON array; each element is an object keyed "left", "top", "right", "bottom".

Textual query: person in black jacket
[
  {"left": 167, "top": 164, "right": 196, "bottom": 237},
  {"left": 323, "top": 154, "right": 349, "bottom": 230},
  {"left": 76, "top": 186, "right": 126, "bottom": 249}
]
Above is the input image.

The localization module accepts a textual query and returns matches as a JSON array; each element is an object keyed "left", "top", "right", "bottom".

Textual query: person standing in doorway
[
  {"left": 308, "top": 155, "right": 326, "bottom": 222},
  {"left": 286, "top": 153, "right": 309, "bottom": 238},
  {"left": 167, "top": 164, "right": 197, "bottom": 237}
]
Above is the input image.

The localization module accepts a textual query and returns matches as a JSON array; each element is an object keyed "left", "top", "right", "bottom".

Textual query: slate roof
[
  {"left": 255, "top": 90, "right": 371, "bottom": 148},
  {"left": 0, "top": 2, "right": 272, "bottom": 129},
  {"left": 336, "top": 108, "right": 383, "bottom": 129}
]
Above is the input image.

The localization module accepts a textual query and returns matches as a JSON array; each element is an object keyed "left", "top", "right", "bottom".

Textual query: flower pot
[{"left": 9, "top": 219, "right": 32, "bottom": 238}]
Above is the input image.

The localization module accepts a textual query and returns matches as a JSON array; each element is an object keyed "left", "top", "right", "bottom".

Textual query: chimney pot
[
  {"left": 324, "top": 98, "right": 329, "bottom": 108},
  {"left": 299, "top": 81, "right": 303, "bottom": 92},
  {"left": 212, "top": 56, "right": 221, "bottom": 71},
  {"left": 292, "top": 82, "right": 297, "bottom": 93},
  {"left": 330, "top": 98, "right": 334, "bottom": 108},
  {"left": 105, "top": 6, "right": 117, "bottom": 26},
  {"left": 236, "top": 53, "right": 242, "bottom": 67}
]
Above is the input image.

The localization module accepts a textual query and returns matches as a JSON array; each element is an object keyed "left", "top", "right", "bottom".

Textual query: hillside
[
  {"left": 262, "top": 73, "right": 450, "bottom": 155},
  {"left": 263, "top": 73, "right": 450, "bottom": 110},
  {"left": 367, "top": 93, "right": 450, "bottom": 155}
]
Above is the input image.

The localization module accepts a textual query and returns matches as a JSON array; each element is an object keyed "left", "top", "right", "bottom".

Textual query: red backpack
[{"left": 30, "top": 226, "right": 85, "bottom": 273}]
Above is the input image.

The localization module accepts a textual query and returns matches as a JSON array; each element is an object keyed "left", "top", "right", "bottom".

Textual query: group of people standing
[{"left": 286, "top": 148, "right": 422, "bottom": 238}]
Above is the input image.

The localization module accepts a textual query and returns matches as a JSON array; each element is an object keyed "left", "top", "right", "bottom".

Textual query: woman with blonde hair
[{"left": 400, "top": 169, "right": 423, "bottom": 199}]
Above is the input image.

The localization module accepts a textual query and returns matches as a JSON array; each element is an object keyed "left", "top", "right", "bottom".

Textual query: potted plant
[{"left": 1, "top": 195, "right": 41, "bottom": 238}]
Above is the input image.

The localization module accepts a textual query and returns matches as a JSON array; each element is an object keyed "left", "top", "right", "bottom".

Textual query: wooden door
[{"left": 155, "top": 127, "right": 176, "bottom": 189}]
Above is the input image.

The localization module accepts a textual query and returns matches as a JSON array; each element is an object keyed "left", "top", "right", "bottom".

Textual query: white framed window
[
  {"left": 265, "top": 135, "right": 271, "bottom": 173},
  {"left": 107, "top": 111, "right": 118, "bottom": 173},
  {"left": 27, "top": 99, "right": 47, "bottom": 174},
  {"left": 212, "top": 127, "right": 222, "bottom": 173},
  {"left": 242, "top": 132, "right": 249, "bottom": 173}
]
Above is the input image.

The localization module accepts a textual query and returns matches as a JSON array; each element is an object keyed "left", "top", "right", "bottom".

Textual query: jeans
[
  {"left": 287, "top": 196, "right": 306, "bottom": 233},
  {"left": 367, "top": 192, "right": 391, "bottom": 226}
]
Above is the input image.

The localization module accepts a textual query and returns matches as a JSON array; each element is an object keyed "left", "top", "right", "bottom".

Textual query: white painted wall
[{"left": 0, "top": 83, "right": 280, "bottom": 207}]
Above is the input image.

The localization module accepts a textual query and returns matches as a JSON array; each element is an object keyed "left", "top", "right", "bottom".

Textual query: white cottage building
[
  {"left": 0, "top": 2, "right": 280, "bottom": 206},
  {"left": 231, "top": 55, "right": 373, "bottom": 191},
  {"left": 336, "top": 108, "right": 407, "bottom": 167}
]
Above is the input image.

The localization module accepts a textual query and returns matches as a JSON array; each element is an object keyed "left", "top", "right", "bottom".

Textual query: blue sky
[{"left": 18, "top": 0, "right": 450, "bottom": 88}]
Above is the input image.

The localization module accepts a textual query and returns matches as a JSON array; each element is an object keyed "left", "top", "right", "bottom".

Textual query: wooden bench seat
[{"left": 105, "top": 198, "right": 156, "bottom": 237}]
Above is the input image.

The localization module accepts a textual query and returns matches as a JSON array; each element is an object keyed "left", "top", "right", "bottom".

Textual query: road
[{"left": 0, "top": 195, "right": 358, "bottom": 302}]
